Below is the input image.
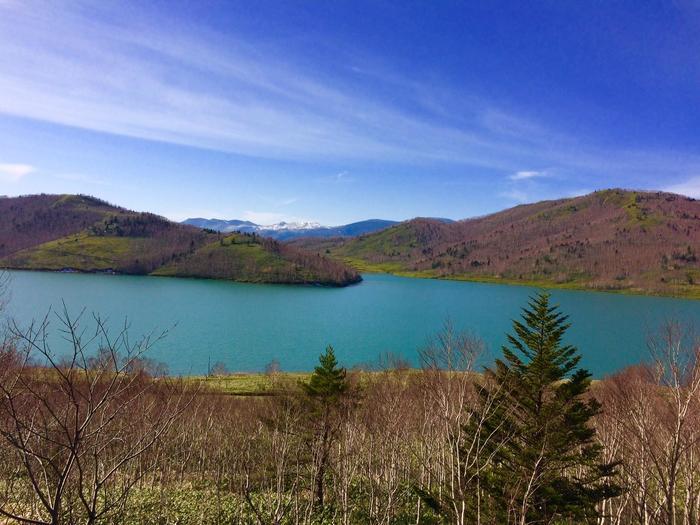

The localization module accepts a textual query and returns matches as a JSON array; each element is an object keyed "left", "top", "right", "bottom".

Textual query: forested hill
[
  {"left": 292, "top": 189, "right": 700, "bottom": 297},
  {"left": 0, "top": 194, "right": 360, "bottom": 286}
]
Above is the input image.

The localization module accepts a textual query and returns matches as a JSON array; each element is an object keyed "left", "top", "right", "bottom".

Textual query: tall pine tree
[
  {"left": 476, "top": 292, "right": 619, "bottom": 524},
  {"left": 302, "top": 346, "right": 349, "bottom": 511}
]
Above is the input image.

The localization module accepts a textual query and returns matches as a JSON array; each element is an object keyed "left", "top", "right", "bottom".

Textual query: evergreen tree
[
  {"left": 302, "top": 346, "right": 349, "bottom": 511},
  {"left": 476, "top": 292, "right": 620, "bottom": 524},
  {"left": 303, "top": 345, "right": 348, "bottom": 400}
]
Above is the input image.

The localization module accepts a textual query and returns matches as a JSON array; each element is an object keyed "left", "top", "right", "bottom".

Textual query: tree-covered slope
[
  {"left": 297, "top": 189, "right": 700, "bottom": 296},
  {"left": 0, "top": 194, "right": 360, "bottom": 286},
  {"left": 154, "top": 234, "right": 361, "bottom": 285},
  {"left": 0, "top": 194, "right": 120, "bottom": 257}
]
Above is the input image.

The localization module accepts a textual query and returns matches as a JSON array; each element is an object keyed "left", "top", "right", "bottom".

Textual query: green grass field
[
  {"left": 1, "top": 233, "right": 138, "bottom": 270},
  {"left": 186, "top": 372, "right": 312, "bottom": 395},
  {"left": 153, "top": 237, "right": 289, "bottom": 280},
  {"left": 185, "top": 370, "right": 426, "bottom": 396}
]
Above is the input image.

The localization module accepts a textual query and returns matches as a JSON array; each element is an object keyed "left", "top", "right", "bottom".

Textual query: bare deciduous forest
[
  {"left": 297, "top": 189, "right": 700, "bottom": 296},
  {"left": 0, "top": 195, "right": 360, "bottom": 286},
  {"left": 0, "top": 195, "right": 120, "bottom": 258},
  {"left": 0, "top": 273, "right": 698, "bottom": 525}
]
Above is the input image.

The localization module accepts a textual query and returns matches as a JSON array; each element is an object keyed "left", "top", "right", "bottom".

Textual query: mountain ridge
[
  {"left": 291, "top": 189, "right": 700, "bottom": 298},
  {"left": 0, "top": 194, "right": 361, "bottom": 286},
  {"left": 182, "top": 217, "right": 399, "bottom": 241}
]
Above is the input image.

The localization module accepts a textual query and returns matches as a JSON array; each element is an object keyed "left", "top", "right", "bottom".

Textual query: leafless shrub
[
  {"left": 594, "top": 320, "right": 700, "bottom": 525},
  {"left": 414, "top": 321, "right": 512, "bottom": 524},
  {"left": 0, "top": 307, "right": 190, "bottom": 524}
]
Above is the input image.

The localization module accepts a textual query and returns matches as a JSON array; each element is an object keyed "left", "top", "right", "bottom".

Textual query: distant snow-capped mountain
[
  {"left": 263, "top": 221, "right": 324, "bottom": 231},
  {"left": 182, "top": 218, "right": 398, "bottom": 240}
]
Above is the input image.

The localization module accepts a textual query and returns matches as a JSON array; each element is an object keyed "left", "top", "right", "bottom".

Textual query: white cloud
[
  {"left": 0, "top": 163, "right": 34, "bottom": 182},
  {"left": 665, "top": 176, "right": 700, "bottom": 198},
  {"left": 509, "top": 170, "right": 546, "bottom": 181}
]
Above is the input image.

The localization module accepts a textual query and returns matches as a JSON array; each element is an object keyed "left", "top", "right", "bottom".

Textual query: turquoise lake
[{"left": 4, "top": 270, "right": 700, "bottom": 377}]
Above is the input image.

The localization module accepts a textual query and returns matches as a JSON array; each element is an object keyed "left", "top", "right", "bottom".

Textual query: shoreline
[
  {"left": 340, "top": 259, "right": 700, "bottom": 300},
  {"left": 4, "top": 262, "right": 699, "bottom": 298},
  {"left": 0, "top": 265, "right": 363, "bottom": 288}
]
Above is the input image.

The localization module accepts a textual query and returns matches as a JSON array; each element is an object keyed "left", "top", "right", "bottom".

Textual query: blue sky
[{"left": 1, "top": 0, "right": 699, "bottom": 224}]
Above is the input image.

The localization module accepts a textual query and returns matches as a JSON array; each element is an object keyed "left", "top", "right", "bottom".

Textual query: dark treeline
[{"left": 0, "top": 286, "right": 698, "bottom": 523}]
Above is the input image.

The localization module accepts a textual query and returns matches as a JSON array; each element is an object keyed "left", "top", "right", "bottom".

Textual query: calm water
[{"left": 3, "top": 270, "right": 700, "bottom": 377}]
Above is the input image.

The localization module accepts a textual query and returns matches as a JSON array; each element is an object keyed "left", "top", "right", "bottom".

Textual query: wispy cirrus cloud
[
  {"left": 0, "top": 2, "right": 507, "bottom": 166},
  {"left": 318, "top": 171, "right": 356, "bottom": 184},
  {"left": 509, "top": 170, "right": 547, "bottom": 181},
  {"left": 1, "top": 0, "right": 699, "bottom": 199},
  {"left": 500, "top": 169, "right": 550, "bottom": 204},
  {"left": 0, "top": 163, "right": 34, "bottom": 182}
]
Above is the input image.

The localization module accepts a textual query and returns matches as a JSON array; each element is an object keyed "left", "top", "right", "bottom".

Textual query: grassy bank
[
  {"left": 187, "top": 372, "right": 311, "bottom": 396},
  {"left": 342, "top": 257, "right": 700, "bottom": 300},
  {"left": 187, "top": 369, "right": 481, "bottom": 396}
]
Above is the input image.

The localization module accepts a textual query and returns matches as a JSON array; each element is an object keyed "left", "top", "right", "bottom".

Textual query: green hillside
[
  {"left": 154, "top": 234, "right": 361, "bottom": 285},
  {"left": 4, "top": 233, "right": 139, "bottom": 271},
  {"left": 0, "top": 194, "right": 360, "bottom": 286},
  {"left": 294, "top": 190, "right": 700, "bottom": 297}
]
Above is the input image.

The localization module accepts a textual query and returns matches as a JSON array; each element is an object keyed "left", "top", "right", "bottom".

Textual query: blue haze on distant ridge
[{"left": 182, "top": 218, "right": 399, "bottom": 240}]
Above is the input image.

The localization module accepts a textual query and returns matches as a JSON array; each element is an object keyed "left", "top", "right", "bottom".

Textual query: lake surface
[{"left": 3, "top": 270, "right": 700, "bottom": 377}]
